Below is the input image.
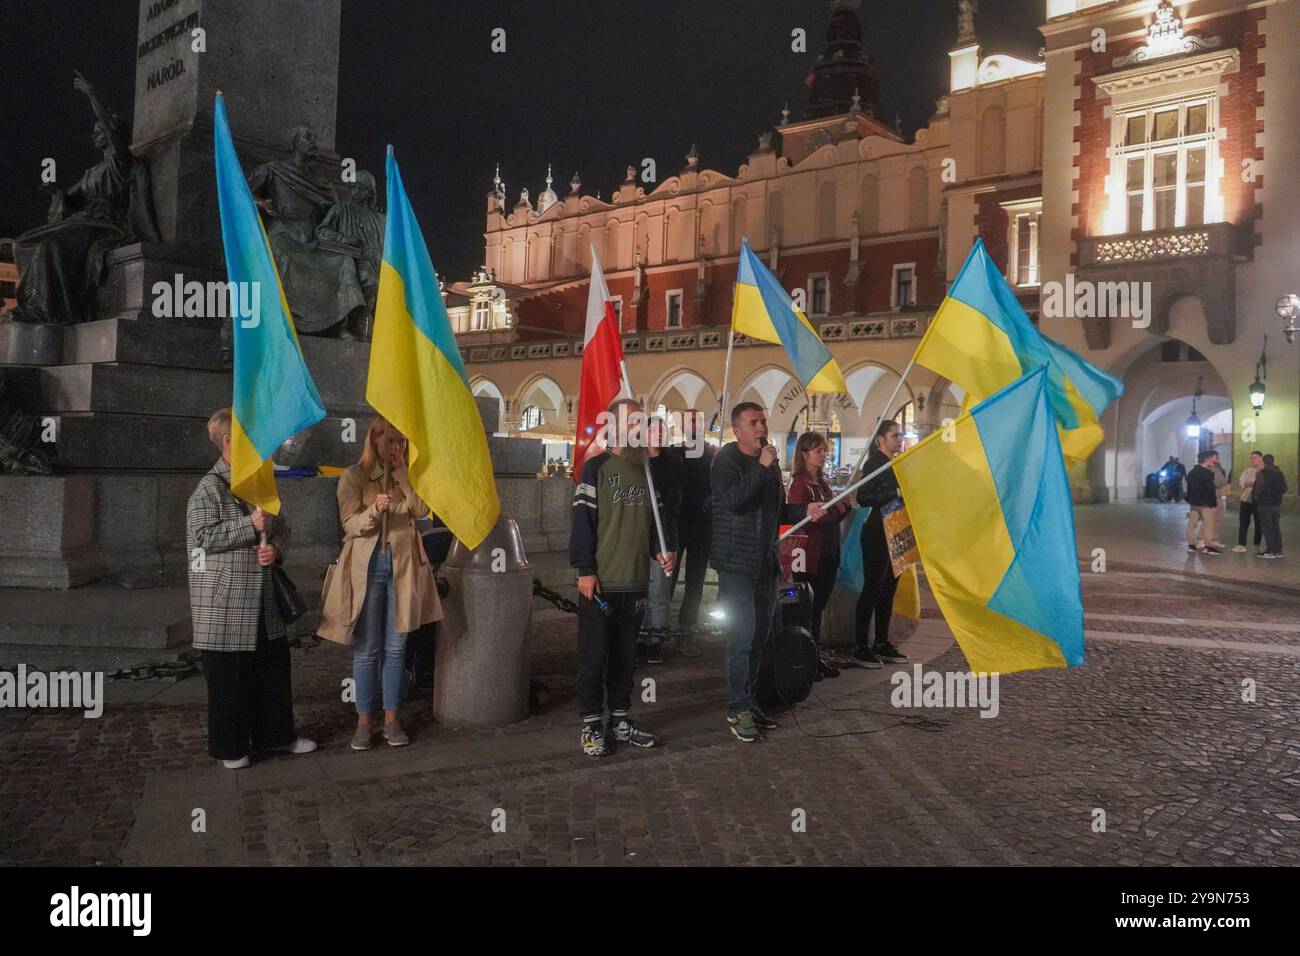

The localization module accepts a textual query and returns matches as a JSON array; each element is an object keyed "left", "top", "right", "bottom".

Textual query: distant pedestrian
[
  {"left": 1233, "top": 450, "right": 1264, "bottom": 553},
  {"left": 1253, "top": 453, "right": 1288, "bottom": 559},
  {"left": 1211, "top": 457, "right": 1230, "bottom": 549},
  {"left": 640, "top": 415, "right": 682, "bottom": 664},
  {"left": 1185, "top": 450, "right": 1221, "bottom": 555},
  {"left": 187, "top": 407, "right": 316, "bottom": 770}
]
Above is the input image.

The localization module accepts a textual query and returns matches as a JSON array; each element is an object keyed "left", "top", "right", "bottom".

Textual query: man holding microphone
[{"left": 710, "top": 402, "right": 825, "bottom": 742}]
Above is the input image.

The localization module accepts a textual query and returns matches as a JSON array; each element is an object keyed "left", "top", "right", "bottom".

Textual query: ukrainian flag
[
  {"left": 915, "top": 238, "right": 1121, "bottom": 463},
  {"left": 213, "top": 93, "right": 326, "bottom": 513},
  {"left": 732, "top": 240, "right": 845, "bottom": 393},
  {"left": 368, "top": 147, "right": 500, "bottom": 550},
  {"left": 893, "top": 366, "right": 1084, "bottom": 674}
]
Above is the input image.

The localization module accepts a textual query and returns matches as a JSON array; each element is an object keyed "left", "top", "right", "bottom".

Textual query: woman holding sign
[
  {"left": 787, "top": 432, "right": 850, "bottom": 676},
  {"left": 848, "top": 420, "right": 911, "bottom": 668}
]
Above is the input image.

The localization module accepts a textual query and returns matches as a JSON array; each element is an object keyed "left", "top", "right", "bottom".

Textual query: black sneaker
[
  {"left": 1187, "top": 544, "right": 1198, "bottom": 553},
  {"left": 874, "top": 641, "right": 909, "bottom": 664},
  {"left": 1201, "top": 546, "right": 1222, "bottom": 555},
  {"left": 817, "top": 657, "right": 840, "bottom": 678},
  {"left": 848, "top": 648, "right": 882, "bottom": 669},
  {"left": 647, "top": 637, "right": 664, "bottom": 664},
  {"left": 749, "top": 705, "right": 780, "bottom": 731},
  {"left": 580, "top": 723, "right": 607, "bottom": 757},
  {"left": 609, "top": 717, "right": 657, "bottom": 748}
]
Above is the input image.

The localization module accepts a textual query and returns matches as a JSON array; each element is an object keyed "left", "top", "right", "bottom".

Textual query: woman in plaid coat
[{"left": 186, "top": 408, "right": 317, "bottom": 769}]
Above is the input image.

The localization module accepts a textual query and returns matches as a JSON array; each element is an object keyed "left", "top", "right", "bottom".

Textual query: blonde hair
[
  {"left": 207, "top": 407, "right": 233, "bottom": 450},
  {"left": 358, "top": 416, "right": 406, "bottom": 472}
]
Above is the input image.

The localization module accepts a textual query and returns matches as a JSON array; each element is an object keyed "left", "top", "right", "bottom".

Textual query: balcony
[
  {"left": 1078, "top": 221, "right": 1242, "bottom": 269},
  {"left": 1074, "top": 222, "right": 1241, "bottom": 349}
]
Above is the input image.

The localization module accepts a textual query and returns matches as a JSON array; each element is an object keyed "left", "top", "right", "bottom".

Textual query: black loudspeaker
[{"left": 755, "top": 583, "right": 818, "bottom": 710}]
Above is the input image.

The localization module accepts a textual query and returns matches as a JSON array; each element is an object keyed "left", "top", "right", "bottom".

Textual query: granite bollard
[{"left": 434, "top": 516, "right": 533, "bottom": 728}]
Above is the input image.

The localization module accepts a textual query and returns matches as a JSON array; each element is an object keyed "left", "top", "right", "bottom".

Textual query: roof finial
[
  {"left": 780, "top": 102, "right": 791, "bottom": 124},
  {"left": 545, "top": 163, "right": 553, "bottom": 188},
  {"left": 850, "top": 88, "right": 862, "bottom": 113},
  {"left": 957, "top": 0, "right": 978, "bottom": 45}
]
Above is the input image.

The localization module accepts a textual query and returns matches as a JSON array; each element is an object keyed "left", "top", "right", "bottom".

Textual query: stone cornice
[{"left": 1092, "top": 47, "right": 1240, "bottom": 96}]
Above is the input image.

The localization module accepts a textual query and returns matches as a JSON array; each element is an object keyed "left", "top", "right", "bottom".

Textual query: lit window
[
  {"left": 1012, "top": 212, "right": 1040, "bottom": 287},
  {"left": 1117, "top": 99, "right": 1215, "bottom": 232},
  {"left": 666, "top": 290, "right": 683, "bottom": 328},
  {"left": 809, "top": 275, "right": 829, "bottom": 315},
  {"left": 472, "top": 299, "right": 490, "bottom": 331},
  {"left": 610, "top": 296, "right": 623, "bottom": 329}
]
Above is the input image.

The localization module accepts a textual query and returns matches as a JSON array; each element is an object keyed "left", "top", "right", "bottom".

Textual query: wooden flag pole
[{"left": 715, "top": 328, "right": 736, "bottom": 436}]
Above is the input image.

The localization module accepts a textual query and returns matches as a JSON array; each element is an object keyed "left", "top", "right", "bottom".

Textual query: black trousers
[
  {"left": 854, "top": 522, "right": 898, "bottom": 653},
  {"left": 201, "top": 619, "right": 295, "bottom": 760},
  {"left": 793, "top": 561, "right": 838, "bottom": 645},
  {"left": 1238, "top": 501, "right": 1262, "bottom": 548},
  {"left": 576, "top": 591, "right": 644, "bottom": 723},
  {"left": 671, "top": 513, "right": 712, "bottom": 628}
]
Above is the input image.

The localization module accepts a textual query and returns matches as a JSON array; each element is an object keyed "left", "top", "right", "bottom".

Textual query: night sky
[{"left": 1, "top": 0, "right": 1043, "bottom": 280}]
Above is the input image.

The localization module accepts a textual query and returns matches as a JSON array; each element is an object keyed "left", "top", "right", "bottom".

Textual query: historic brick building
[{"left": 447, "top": 0, "right": 1299, "bottom": 504}]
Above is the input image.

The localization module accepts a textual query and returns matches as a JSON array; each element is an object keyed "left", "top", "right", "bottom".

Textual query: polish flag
[{"left": 573, "top": 247, "right": 625, "bottom": 480}]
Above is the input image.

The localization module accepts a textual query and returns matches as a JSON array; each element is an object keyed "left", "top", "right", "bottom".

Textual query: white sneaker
[
  {"left": 1212, "top": 542, "right": 1227, "bottom": 550},
  {"left": 271, "top": 737, "right": 317, "bottom": 755},
  {"left": 222, "top": 755, "right": 251, "bottom": 770},
  {"left": 1231, "top": 545, "right": 1247, "bottom": 553}
]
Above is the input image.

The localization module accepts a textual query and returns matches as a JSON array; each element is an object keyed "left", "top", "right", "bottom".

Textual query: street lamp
[
  {"left": 1185, "top": 373, "right": 1203, "bottom": 440},
  {"left": 1278, "top": 294, "right": 1300, "bottom": 345},
  {"left": 1249, "top": 336, "right": 1267, "bottom": 414}
]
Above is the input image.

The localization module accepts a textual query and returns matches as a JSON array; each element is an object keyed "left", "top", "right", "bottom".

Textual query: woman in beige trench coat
[{"left": 317, "top": 417, "right": 442, "bottom": 750}]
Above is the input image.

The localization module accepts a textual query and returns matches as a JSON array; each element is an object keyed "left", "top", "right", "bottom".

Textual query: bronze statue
[
  {"left": 246, "top": 126, "right": 367, "bottom": 336},
  {"left": 3, "top": 70, "right": 159, "bottom": 326},
  {"left": 315, "top": 169, "right": 385, "bottom": 339}
]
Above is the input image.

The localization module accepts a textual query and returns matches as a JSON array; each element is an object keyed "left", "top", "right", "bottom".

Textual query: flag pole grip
[{"left": 620, "top": 363, "right": 672, "bottom": 575}]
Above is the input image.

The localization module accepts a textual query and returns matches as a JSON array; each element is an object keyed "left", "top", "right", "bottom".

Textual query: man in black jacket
[
  {"left": 670, "top": 408, "right": 715, "bottom": 653},
  {"left": 1185, "top": 450, "right": 1221, "bottom": 555},
  {"left": 710, "top": 402, "right": 825, "bottom": 742},
  {"left": 1254, "top": 453, "right": 1288, "bottom": 558}
]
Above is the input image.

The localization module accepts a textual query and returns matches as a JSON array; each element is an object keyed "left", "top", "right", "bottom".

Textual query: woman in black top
[{"left": 851, "top": 419, "right": 910, "bottom": 668}]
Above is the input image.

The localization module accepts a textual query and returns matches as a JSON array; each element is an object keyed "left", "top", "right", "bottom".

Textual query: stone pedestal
[
  {"left": 0, "top": 322, "right": 63, "bottom": 366},
  {"left": 0, "top": 476, "right": 104, "bottom": 588},
  {"left": 434, "top": 517, "right": 533, "bottom": 728}
]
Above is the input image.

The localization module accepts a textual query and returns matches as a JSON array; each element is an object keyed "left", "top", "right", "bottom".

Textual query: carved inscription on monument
[{"left": 132, "top": 0, "right": 202, "bottom": 148}]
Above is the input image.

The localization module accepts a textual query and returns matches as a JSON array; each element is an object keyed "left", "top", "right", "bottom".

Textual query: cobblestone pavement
[{"left": 2, "top": 503, "right": 1298, "bottom": 866}]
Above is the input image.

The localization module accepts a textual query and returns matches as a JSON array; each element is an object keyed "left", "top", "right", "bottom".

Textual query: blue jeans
[
  {"left": 353, "top": 546, "right": 408, "bottom": 713},
  {"left": 717, "top": 563, "right": 779, "bottom": 714},
  {"left": 645, "top": 561, "right": 673, "bottom": 629}
]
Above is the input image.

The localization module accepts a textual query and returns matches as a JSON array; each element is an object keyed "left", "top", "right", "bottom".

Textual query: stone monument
[{"left": 0, "top": 0, "right": 553, "bottom": 674}]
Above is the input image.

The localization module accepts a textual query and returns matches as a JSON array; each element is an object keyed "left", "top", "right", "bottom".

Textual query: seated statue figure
[
  {"left": 315, "top": 170, "right": 385, "bottom": 340},
  {"left": 247, "top": 126, "right": 367, "bottom": 336},
  {"left": 3, "top": 70, "right": 159, "bottom": 325}
]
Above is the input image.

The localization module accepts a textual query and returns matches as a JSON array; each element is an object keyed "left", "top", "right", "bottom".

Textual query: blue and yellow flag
[
  {"left": 213, "top": 93, "right": 326, "bottom": 513},
  {"left": 893, "top": 365, "right": 1084, "bottom": 674},
  {"left": 914, "top": 238, "right": 1121, "bottom": 463},
  {"left": 368, "top": 147, "right": 500, "bottom": 550},
  {"left": 732, "top": 240, "right": 845, "bottom": 393}
]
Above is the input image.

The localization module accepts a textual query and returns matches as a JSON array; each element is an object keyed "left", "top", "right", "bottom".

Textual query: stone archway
[{"left": 1098, "top": 336, "right": 1232, "bottom": 501}]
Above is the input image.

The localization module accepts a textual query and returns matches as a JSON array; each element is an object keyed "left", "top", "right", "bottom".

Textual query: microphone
[{"left": 758, "top": 437, "right": 768, "bottom": 448}]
